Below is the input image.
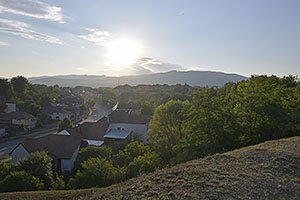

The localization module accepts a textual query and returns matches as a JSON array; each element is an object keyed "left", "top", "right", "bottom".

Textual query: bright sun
[{"left": 107, "top": 38, "right": 142, "bottom": 66}]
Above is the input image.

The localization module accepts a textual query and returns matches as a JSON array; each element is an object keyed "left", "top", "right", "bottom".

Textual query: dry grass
[{"left": 2, "top": 136, "right": 300, "bottom": 200}]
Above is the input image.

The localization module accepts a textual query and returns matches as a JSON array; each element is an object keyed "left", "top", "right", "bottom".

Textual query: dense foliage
[
  {"left": 57, "top": 117, "right": 74, "bottom": 132},
  {"left": 0, "top": 171, "right": 43, "bottom": 192},
  {"left": 148, "top": 75, "right": 300, "bottom": 164},
  {"left": 15, "top": 151, "right": 54, "bottom": 189},
  {"left": 74, "top": 146, "right": 112, "bottom": 171}
]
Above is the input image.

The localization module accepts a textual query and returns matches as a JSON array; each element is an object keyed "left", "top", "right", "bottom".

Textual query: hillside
[
  {"left": 28, "top": 70, "right": 247, "bottom": 87},
  {"left": 1, "top": 136, "right": 300, "bottom": 199}
]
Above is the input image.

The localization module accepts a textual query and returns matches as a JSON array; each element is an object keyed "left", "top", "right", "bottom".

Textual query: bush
[
  {"left": 51, "top": 173, "right": 65, "bottom": 190},
  {"left": 113, "top": 141, "right": 150, "bottom": 167},
  {"left": 15, "top": 151, "right": 53, "bottom": 189},
  {"left": 0, "top": 171, "right": 43, "bottom": 192},
  {"left": 69, "top": 158, "right": 123, "bottom": 189},
  {"left": 127, "top": 152, "right": 161, "bottom": 178},
  {"left": 0, "top": 161, "right": 11, "bottom": 180},
  {"left": 74, "top": 146, "right": 112, "bottom": 172}
]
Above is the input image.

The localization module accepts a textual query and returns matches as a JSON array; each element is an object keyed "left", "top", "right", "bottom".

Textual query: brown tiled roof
[
  {"left": 108, "top": 110, "right": 151, "bottom": 124},
  {"left": 71, "top": 117, "right": 109, "bottom": 140},
  {"left": 15, "top": 134, "right": 82, "bottom": 159}
]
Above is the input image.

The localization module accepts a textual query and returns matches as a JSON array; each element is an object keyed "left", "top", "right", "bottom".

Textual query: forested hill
[
  {"left": 1, "top": 136, "right": 300, "bottom": 199},
  {"left": 28, "top": 70, "right": 247, "bottom": 87}
]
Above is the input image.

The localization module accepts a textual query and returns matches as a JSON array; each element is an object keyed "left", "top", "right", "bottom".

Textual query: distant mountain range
[{"left": 28, "top": 70, "right": 248, "bottom": 88}]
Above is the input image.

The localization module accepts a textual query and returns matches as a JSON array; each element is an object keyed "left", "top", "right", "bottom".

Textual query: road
[
  {"left": 0, "top": 103, "right": 112, "bottom": 158},
  {"left": 0, "top": 128, "right": 57, "bottom": 158},
  {"left": 79, "top": 103, "right": 112, "bottom": 123}
]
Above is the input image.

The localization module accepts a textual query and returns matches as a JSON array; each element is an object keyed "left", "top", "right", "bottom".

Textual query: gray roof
[
  {"left": 108, "top": 110, "right": 151, "bottom": 124},
  {"left": 104, "top": 129, "right": 132, "bottom": 139}
]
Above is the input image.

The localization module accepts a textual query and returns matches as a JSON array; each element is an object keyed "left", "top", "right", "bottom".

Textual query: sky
[{"left": 0, "top": 0, "right": 299, "bottom": 78}]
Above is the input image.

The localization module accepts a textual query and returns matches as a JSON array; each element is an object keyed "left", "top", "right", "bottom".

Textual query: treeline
[
  {"left": 148, "top": 75, "right": 300, "bottom": 164},
  {"left": 116, "top": 84, "right": 194, "bottom": 115},
  {"left": 0, "top": 76, "right": 61, "bottom": 116}
]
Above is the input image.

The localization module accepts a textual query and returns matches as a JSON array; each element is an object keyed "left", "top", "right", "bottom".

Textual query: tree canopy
[{"left": 57, "top": 117, "right": 74, "bottom": 132}]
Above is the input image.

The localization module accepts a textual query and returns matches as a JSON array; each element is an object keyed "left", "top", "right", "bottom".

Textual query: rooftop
[
  {"left": 11, "top": 133, "right": 82, "bottom": 159},
  {"left": 104, "top": 129, "right": 132, "bottom": 139}
]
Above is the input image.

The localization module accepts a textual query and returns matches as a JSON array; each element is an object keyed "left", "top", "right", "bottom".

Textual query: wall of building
[
  {"left": 12, "top": 119, "right": 37, "bottom": 129},
  {"left": 4, "top": 103, "right": 16, "bottom": 113},
  {"left": 107, "top": 123, "right": 148, "bottom": 143},
  {"left": 61, "top": 144, "right": 80, "bottom": 173},
  {"left": 11, "top": 145, "right": 29, "bottom": 164},
  {"left": 49, "top": 113, "right": 74, "bottom": 121}
]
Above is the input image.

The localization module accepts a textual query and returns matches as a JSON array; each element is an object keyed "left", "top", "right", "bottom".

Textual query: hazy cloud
[
  {"left": 0, "top": 0, "right": 64, "bottom": 23},
  {"left": 129, "top": 57, "right": 184, "bottom": 74},
  {"left": 78, "top": 28, "right": 110, "bottom": 46},
  {"left": 0, "top": 41, "right": 8, "bottom": 46},
  {"left": 0, "top": 18, "right": 62, "bottom": 44}
]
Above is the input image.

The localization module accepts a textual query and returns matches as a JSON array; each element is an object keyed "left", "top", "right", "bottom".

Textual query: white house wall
[
  {"left": 11, "top": 145, "right": 29, "bottom": 164},
  {"left": 49, "top": 113, "right": 74, "bottom": 121},
  {"left": 107, "top": 123, "right": 148, "bottom": 143},
  {"left": 12, "top": 119, "right": 36, "bottom": 129},
  {"left": 61, "top": 144, "right": 80, "bottom": 173}
]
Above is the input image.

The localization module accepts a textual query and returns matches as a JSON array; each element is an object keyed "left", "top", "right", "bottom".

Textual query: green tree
[
  {"left": 0, "top": 171, "right": 43, "bottom": 192},
  {"left": 15, "top": 151, "right": 53, "bottom": 189},
  {"left": 69, "top": 158, "right": 123, "bottom": 189},
  {"left": 127, "top": 152, "right": 161, "bottom": 178},
  {"left": 113, "top": 141, "right": 150, "bottom": 167},
  {"left": 74, "top": 146, "right": 112, "bottom": 171},
  {"left": 57, "top": 117, "right": 73, "bottom": 132},
  {"left": 11, "top": 76, "right": 29, "bottom": 98},
  {"left": 139, "top": 101, "right": 156, "bottom": 115},
  {"left": 0, "top": 161, "right": 11, "bottom": 180},
  {"left": 0, "top": 78, "right": 14, "bottom": 101},
  {"left": 39, "top": 94, "right": 54, "bottom": 107},
  {"left": 147, "top": 100, "right": 191, "bottom": 164}
]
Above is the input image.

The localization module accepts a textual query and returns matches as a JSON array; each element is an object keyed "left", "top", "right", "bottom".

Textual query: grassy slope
[{"left": 1, "top": 136, "right": 300, "bottom": 200}]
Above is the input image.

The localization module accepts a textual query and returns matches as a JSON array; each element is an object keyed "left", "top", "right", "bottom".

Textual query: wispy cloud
[
  {"left": 130, "top": 57, "right": 184, "bottom": 74},
  {"left": 78, "top": 28, "right": 111, "bottom": 46},
  {"left": 0, "top": 18, "right": 62, "bottom": 44},
  {"left": 0, "top": 41, "right": 8, "bottom": 46},
  {"left": 0, "top": 0, "right": 64, "bottom": 23}
]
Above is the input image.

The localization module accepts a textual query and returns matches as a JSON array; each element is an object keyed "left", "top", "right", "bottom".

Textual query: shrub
[
  {"left": 74, "top": 146, "right": 112, "bottom": 172},
  {"left": 0, "top": 171, "right": 43, "bottom": 192},
  {"left": 69, "top": 158, "right": 124, "bottom": 189},
  {"left": 127, "top": 152, "right": 161, "bottom": 178},
  {"left": 15, "top": 151, "right": 53, "bottom": 189},
  {"left": 0, "top": 161, "right": 11, "bottom": 180}
]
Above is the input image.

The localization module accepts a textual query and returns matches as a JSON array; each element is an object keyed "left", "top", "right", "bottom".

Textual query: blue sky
[{"left": 0, "top": 0, "right": 299, "bottom": 78}]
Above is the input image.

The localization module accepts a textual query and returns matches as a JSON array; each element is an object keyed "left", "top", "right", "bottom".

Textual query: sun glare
[{"left": 107, "top": 38, "right": 142, "bottom": 66}]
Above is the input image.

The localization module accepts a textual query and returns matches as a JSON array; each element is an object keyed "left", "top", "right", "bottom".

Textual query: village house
[
  {"left": 10, "top": 131, "right": 82, "bottom": 173},
  {"left": 0, "top": 103, "right": 17, "bottom": 113},
  {"left": 107, "top": 110, "right": 151, "bottom": 144},
  {"left": 0, "top": 111, "right": 37, "bottom": 129},
  {"left": 40, "top": 106, "right": 75, "bottom": 121}
]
